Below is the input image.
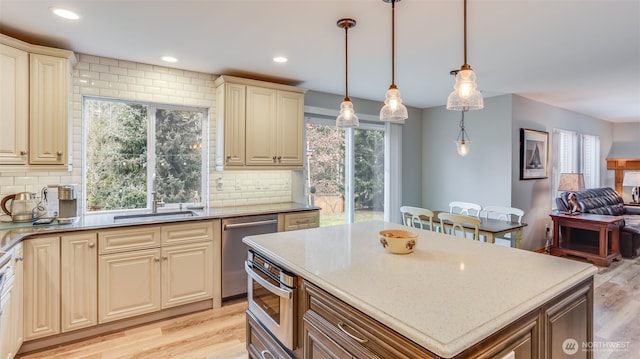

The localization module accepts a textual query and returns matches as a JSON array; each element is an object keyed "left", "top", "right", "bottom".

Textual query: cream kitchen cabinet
[
  {"left": 0, "top": 242, "right": 23, "bottom": 359},
  {"left": 214, "top": 75, "right": 306, "bottom": 170},
  {"left": 278, "top": 210, "right": 320, "bottom": 232},
  {"left": 61, "top": 232, "right": 98, "bottom": 332},
  {"left": 98, "top": 221, "right": 215, "bottom": 323},
  {"left": 0, "top": 34, "right": 75, "bottom": 171},
  {"left": 23, "top": 236, "right": 61, "bottom": 341}
]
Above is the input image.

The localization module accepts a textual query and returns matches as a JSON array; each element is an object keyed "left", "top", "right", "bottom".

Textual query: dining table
[{"left": 432, "top": 210, "right": 528, "bottom": 248}]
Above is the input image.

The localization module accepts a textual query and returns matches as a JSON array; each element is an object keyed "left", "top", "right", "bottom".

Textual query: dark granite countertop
[{"left": 0, "top": 202, "right": 319, "bottom": 252}]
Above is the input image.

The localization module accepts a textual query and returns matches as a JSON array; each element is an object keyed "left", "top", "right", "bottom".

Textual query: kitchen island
[{"left": 243, "top": 221, "right": 597, "bottom": 359}]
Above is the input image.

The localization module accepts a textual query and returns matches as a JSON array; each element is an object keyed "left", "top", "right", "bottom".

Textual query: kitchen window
[{"left": 83, "top": 97, "right": 207, "bottom": 213}]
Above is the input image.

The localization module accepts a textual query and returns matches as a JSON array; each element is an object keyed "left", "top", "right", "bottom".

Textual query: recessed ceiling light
[
  {"left": 161, "top": 56, "right": 178, "bottom": 63},
  {"left": 273, "top": 56, "right": 288, "bottom": 63},
  {"left": 50, "top": 7, "right": 80, "bottom": 20}
]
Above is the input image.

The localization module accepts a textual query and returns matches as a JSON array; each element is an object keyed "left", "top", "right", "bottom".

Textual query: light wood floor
[{"left": 17, "top": 257, "right": 640, "bottom": 359}]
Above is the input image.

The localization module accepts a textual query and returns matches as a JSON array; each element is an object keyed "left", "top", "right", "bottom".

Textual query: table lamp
[
  {"left": 557, "top": 173, "right": 585, "bottom": 214},
  {"left": 622, "top": 171, "right": 640, "bottom": 204}
]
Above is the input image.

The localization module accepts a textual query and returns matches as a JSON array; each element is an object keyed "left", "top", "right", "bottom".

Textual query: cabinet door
[
  {"left": 61, "top": 232, "right": 98, "bottom": 332},
  {"left": 161, "top": 242, "right": 213, "bottom": 308},
  {"left": 543, "top": 280, "right": 592, "bottom": 359},
  {"left": 29, "top": 53, "right": 69, "bottom": 165},
  {"left": 24, "top": 236, "right": 61, "bottom": 340},
  {"left": 0, "top": 280, "right": 14, "bottom": 359},
  {"left": 245, "top": 86, "right": 278, "bottom": 166},
  {"left": 277, "top": 90, "right": 304, "bottom": 166},
  {"left": 98, "top": 249, "right": 161, "bottom": 323},
  {"left": 12, "top": 242, "right": 24, "bottom": 353},
  {"left": 0, "top": 43, "right": 29, "bottom": 165},
  {"left": 303, "top": 314, "right": 354, "bottom": 359},
  {"left": 221, "top": 82, "right": 246, "bottom": 166}
]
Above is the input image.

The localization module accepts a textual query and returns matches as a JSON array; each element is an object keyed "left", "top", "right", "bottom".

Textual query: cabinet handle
[
  {"left": 20, "top": 150, "right": 28, "bottom": 155},
  {"left": 162, "top": 256, "right": 168, "bottom": 261},
  {"left": 226, "top": 155, "right": 231, "bottom": 162},
  {"left": 88, "top": 243, "right": 95, "bottom": 248},
  {"left": 337, "top": 322, "right": 368, "bottom": 344},
  {"left": 295, "top": 220, "right": 310, "bottom": 225},
  {"left": 272, "top": 156, "right": 277, "bottom": 162},
  {"left": 260, "top": 350, "right": 275, "bottom": 359},
  {"left": 277, "top": 156, "right": 282, "bottom": 163},
  {"left": 15, "top": 256, "right": 23, "bottom": 262},
  {"left": 154, "top": 257, "right": 160, "bottom": 262},
  {"left": 57, "top": 151, "right": 63, "bottom": 156}
]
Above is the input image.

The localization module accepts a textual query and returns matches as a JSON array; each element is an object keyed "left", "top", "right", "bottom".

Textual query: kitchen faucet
[{"left": 151, "top": 173, "right": 164, "bottom": 213}]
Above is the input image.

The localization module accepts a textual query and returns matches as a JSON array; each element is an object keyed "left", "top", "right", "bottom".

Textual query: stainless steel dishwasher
[{"left": 221, "top": 214, "right": 278, "bottom": 299}]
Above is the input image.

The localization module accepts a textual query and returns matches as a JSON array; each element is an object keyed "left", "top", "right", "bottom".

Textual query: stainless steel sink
[{"left": 113, "top": 210, "right": 199, "bottom": 222}]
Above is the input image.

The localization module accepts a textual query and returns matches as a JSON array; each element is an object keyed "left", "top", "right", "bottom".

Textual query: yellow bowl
[{"left": 379, "top": 229, "right": 418, "bottom": 254}]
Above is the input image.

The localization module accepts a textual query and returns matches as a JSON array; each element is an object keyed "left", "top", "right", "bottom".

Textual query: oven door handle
[{"left": 245, "top": 261, "right": 292, "bottom": 299}]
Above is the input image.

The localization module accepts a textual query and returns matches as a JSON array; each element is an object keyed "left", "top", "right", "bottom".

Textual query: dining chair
[
  {"left": 438, "top": 213, "right": 481, "bottom": 240},
  {"left": 448, "top": 201, "right": 482, "bottom": 218},
  {"left": 400, "top": 206, "right": 436, "bottom": 231},
  {"left": 482, "top": 206, "right": 525, "bottom": 247}
]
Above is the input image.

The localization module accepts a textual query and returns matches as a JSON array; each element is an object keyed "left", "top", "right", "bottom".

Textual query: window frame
[{"left": 82, "top": 96, "right": 209, "bottom": 214}]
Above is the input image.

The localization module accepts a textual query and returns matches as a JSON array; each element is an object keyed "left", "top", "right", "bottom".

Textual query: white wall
[{"left": 421, "top": 95, "right": 513, "bottom": 211}]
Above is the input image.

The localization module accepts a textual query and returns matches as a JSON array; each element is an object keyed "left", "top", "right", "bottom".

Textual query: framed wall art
[{"left": 520, "top": 128, "right": 549, "bottom": 180}]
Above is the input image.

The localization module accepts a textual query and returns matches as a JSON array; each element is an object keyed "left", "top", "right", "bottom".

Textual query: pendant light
[
  {"left": 455, "top": 110, "right": 471, "bottom": 156},
  {"left": 380, "top": 0, "right": 408, "bottom": 122},
  {"left": 447, "top": 0, "right": 483, "bottom": 111},
  {"left": 336, "top": 18, "right": 359, "bottom": 128}
]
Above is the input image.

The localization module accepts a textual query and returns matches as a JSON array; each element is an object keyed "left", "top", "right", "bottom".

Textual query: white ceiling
[{"left": 1, "top": 0, "right": 639, "bottom": 123}]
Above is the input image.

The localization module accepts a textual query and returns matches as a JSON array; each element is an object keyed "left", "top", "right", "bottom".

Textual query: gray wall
[
  {"left": 422, "top": 95, "right": 513, "bottom": 211},
  {"left": 511, "top": 95, "right": 615, "bottom": 250}
]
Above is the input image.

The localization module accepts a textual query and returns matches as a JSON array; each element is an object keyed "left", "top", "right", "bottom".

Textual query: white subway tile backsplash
[{"left": 1, "top": 53, "right": 294, "bottom": 209}]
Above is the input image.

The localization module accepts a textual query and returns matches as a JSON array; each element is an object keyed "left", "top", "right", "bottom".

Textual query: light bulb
[{"left": 447, "top": 68, "right": 484, "bottom": 110}]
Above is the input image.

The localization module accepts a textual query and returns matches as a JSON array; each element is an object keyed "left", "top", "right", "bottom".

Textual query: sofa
[{"left": 557, "top": 187, "right": 640, "bottom": 258}]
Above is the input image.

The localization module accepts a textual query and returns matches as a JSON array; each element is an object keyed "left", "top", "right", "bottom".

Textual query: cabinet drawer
[
  {"left": 161, "top": 221, "right": 214, "bottom": 246},
  {"left": 280, "top": 211, "right": 319, "bottom": 232},
  {"left": 247, "top": 310, "right": 294, "bottom": 359},
  {"left": 302, "top": 281, "right": 435, "bottom": 359},
  {"left": 98, "top": 226, "right": 161, "bottom": 254}
]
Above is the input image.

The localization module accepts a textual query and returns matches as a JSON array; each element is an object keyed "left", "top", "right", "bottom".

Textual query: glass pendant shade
[
  {"left": 336, "top": 99, "right": 359, "bottom": 128},
  {"left": 455, "top": 111, "right": 471, "bottom": 156},
  {"left": 447, "top": 68, "right": 483, "bottom": 111},
  {"left": 380, "top": 87, "right": 408, "bottom": 122},
  {"left": 456, "top": 139, "right": 470, "bottom": 156}
]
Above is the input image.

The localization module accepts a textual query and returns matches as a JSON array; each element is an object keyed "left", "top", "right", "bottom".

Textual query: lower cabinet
[
  {"left": 247, "top": 310, "right": 294, "bottom": 359},
  {"left": 0, "top": 243, "right": 22, "bottom": 359},
  {"left": 23, "top": 236, "right": 60, "bottom": 341},
  {"left": 61, "top": 232, "right": 98, "bottom": 332},
  {"left": 98, "top": 248, "right": 161, "bottom": 323},
  {"left": 98, "top": 221, "right": 215, "bottom": 323},
  {"left": 301, "top": 278, "right": 593, "bottom": 359}
]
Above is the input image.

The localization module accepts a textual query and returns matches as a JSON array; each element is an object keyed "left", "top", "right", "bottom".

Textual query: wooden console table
[{"left": 549, "top": 212, "right": 623, "bottom": 267}]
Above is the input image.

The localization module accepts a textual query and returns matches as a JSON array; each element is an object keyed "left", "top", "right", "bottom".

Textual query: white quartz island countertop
[{"left": 242, "top": 220, "right": 598, "bottom": 358}]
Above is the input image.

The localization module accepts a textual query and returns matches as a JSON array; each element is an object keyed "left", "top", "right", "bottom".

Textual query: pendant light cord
[
  {"left": 463, "top": 0, "right": 468, "bottom": 66},
  {"left": 391, "top": 0, "right": 396, "bottom": 86},
  {"left": 345, "top": 25, "right": 350, "bottom": 100}
]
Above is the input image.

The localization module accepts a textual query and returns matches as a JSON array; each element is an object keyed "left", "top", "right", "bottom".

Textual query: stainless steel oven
[{"left": 245, "top": 249, "right": 297, "bottom": 351}]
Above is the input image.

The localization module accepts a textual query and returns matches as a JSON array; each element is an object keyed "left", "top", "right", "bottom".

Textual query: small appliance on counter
[
  {"left": 57, "top": 184, "right": 79, "bottom": 224},
  {"left": 0, "top": 191, "right": 45, "bottom": 223}
]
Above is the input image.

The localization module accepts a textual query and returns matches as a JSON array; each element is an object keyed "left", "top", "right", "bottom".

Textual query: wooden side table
[{"left": 549, "top": 212, "right": 623, "bottom": 267}]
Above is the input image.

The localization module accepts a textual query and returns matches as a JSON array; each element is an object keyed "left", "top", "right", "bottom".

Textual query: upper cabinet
[
  {"left": 0, "top": 34, "right": 75, "bottom": 171},
  {"left": 214, "top": 75, "right": 306, "bottom": 170}
]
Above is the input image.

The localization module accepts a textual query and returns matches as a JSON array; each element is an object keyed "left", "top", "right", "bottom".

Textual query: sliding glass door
[{"left": 305, "top": 118, "right": 385, "bottom": 226}]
